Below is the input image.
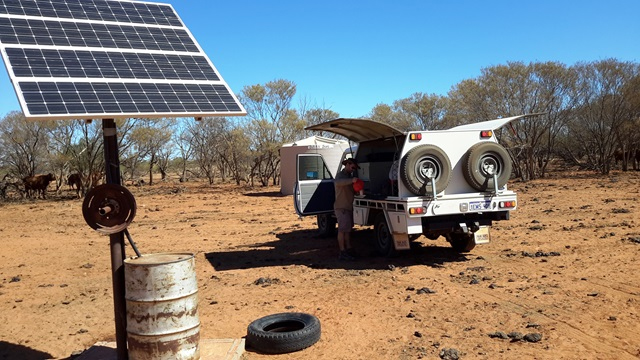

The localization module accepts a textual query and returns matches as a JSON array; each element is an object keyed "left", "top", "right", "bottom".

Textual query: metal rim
[
  {"left": 82, "top": 184, "right": 136, "bottom": 234},
  {"left": 413, "top": 155, "right": 442, "bottom": 183}
]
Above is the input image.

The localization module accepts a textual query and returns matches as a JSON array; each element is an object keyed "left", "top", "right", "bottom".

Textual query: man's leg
[
  {"left": 337, "top": 231, "right": 346, "bottom": 251},
  {"left": 344, "top": 231, "right": 351, "bottom": 251}
]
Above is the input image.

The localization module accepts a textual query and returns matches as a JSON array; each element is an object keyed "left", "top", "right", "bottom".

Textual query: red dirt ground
[{"left": 1, "top": 170, "right": 639, "bottom": 359}]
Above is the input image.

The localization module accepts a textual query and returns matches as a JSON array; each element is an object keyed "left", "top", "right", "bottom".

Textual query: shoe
[{"left": 338, "top": 251, "right": 355, "bottom": 261}]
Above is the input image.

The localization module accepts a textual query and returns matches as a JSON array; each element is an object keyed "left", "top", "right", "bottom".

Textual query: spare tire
[
  {"left": 462, "top": 142, "right": 512, "bottom": 191},
  {"left": 246, "top": 312, "right": 321, "bottom": 354},
  {"left": 400, "top": 145, "right": 451, "bottom": 196}
]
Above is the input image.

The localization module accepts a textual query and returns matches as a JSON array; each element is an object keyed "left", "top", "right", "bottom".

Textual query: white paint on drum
[{"left": 124, "top": 253, "right": 200, "bottom": 360}]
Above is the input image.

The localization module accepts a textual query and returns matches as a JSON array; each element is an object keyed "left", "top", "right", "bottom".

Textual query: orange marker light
[
  {"left": 409, "top": 133, "right": 422, "bottom": 141},
  {"left": 480, "top": 130, "right": 493, "bottom": 138}
]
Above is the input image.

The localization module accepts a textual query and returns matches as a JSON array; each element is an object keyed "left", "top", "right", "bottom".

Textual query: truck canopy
[
  {"left": 446, "top": 113, "right": 544, "bottom": 132},
  {"left": 305, "top": 118, "right": 404, "bottom": 143},
  {"left": 306, "top": 114, "right": 544, "bottom": 143}
]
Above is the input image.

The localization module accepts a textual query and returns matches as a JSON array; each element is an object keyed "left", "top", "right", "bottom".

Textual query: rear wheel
[
  {"left": 446, "top": 233, "right": 476, "bottom": 253},
  {"left": 374, "top": 213, "right": 395, "bottom": 257},
  {"left": 317, "top": 214, "right": 336, "bottom": 237}
]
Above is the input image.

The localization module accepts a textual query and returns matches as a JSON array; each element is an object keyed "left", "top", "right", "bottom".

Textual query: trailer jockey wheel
[{"left": 83, "top": 184, "right": 136, "bottom": 235}]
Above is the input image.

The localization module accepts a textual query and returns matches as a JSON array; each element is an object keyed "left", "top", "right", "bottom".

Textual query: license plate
[
  {"left": 474, "top": 226, "right": 491, "bottom": 244},
  {"left": 469, "top": 201, "right": 491, "bottom": 211}
]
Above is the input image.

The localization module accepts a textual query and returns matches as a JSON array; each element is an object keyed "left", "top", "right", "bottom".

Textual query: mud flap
[
  {"left": 473, "top": 226, "right": 491, "bottom": 245},
  {"left": 392, "top": 234, "right": 411, "bottom": 250}
]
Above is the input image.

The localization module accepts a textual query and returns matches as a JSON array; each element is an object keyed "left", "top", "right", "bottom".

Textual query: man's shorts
[{"left": 335, "top": 208, "right": 353, "bottom": 232}]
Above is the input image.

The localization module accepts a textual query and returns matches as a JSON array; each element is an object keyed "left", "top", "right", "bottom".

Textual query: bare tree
[
  {"left": 128, "top": 118, "right": 174, "bottom": 185},
  {"left": 173, "top": 123, "right": 194, "bottom": 182},
  {"left": 567, "top": 59, "right": 639, "bottom": 174},
  {"left": 188, "top": 119, "right": 226, "bottom": 185},
  {"left": 0, "top": 111, "right": 52, "bottom": 177}
]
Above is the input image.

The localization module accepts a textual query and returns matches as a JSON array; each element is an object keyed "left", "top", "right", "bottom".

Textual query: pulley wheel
[{"left": 83, "top": 184, "right": 136, "bottom": 234}]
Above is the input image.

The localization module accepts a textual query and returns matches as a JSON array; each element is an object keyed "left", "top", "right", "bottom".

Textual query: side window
[{"left": 298, "top": 155, "right": 333, "bottom": 180}]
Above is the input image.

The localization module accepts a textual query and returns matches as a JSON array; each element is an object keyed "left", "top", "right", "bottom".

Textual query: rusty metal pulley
[{"left": 82, "top": 184, "right": 136, "bottom": 235}]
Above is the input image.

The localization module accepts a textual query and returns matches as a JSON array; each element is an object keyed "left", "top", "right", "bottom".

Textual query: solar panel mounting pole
[{"left": 103, "top": 119, "right": 129, "bottom": 360}]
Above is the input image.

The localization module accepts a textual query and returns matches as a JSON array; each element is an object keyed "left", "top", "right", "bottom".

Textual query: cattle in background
[
  {"left": 67, "top": 173, "right": 83, "bottom": 198},
  {"left": 23, "top": 173, "right": 56, "bottom": 199},
  {"left": 614, "top": 149, "right": 639, "bottom": 170}
]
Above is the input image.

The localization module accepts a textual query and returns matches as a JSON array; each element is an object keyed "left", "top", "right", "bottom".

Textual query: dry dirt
[{"left": 1, "top": 171, "right": 640, "bottom": 360}]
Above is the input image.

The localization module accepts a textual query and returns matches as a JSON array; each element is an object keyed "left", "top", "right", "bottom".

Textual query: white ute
[{"left": 294, "top": 115, "right": 530, "bottom": 255}]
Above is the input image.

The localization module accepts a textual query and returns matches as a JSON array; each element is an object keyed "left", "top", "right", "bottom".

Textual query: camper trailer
[{"left": 280, "top": 136, "right": 350, "bottom": 195}]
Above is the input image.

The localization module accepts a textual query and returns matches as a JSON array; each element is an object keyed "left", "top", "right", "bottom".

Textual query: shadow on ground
[
  {"left": 204, "top": 228, "right": 470, "bottom": 271},
  {"left": 0, "top": 341, "right": 54, "bottom": 360}
]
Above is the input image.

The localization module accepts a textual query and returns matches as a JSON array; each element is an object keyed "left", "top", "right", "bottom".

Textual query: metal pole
[{"left": 103, "top": 119, "right": 128, "bottom": 360}]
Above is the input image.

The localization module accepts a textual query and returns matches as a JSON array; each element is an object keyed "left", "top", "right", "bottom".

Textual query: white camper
[{"left": 280, "top": 136, "right": 350, "bottom": 195}]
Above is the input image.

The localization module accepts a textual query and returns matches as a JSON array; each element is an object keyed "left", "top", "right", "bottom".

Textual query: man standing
[{"left": 334, "top": 158, "right": 360, "bottom": 260}]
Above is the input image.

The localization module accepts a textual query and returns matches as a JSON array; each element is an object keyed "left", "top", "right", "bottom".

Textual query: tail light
[{"left": 499, "top": 200, "right": 516, "bottom": 208}]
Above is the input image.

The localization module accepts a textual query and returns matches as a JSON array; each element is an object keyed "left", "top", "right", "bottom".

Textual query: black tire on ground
[
  {"left": 246, "top": 312, "right": 321, "bottom": 354},
  {"left": 446, "top": 233, "right": 476, "bottom": 253},
  {"left": 317, "top": 213, "right": 336, "bottom": 237},
  {"left": 374, "top": 213, "right": 396, "bottom": 257},
  {"left": 462, "top": 142, "right": 512, "bottom": 191},
  {"left": 400, "top": 145, "right": 452, "bottom": 196}
]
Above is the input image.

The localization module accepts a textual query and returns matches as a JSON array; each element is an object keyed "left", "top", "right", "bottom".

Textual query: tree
[
  {"left": 567, "top": 59, "right": 640, "bottom": 174},
  {"left": 393, "top": 93, "right": 449, "bottom": 131},
  {"left": 128, "top": 118, "right": 174, "bottom": 185},
  {"left": 187, "top": 118, "right": 226, "bottom": 185},
  {"left": 173, "top": 123, "right": 195, "bottom": 182},
  {"left": 302, "top": 107, "right": 341, "bottom": 139},
  {"left": 369, "top": 103, "right": 404, "bottom": 128},
  {"left": 0, "top": 111, "right": 52, "bottom": 177},
  {"left": 446, "top": 61, "right": 575, "bottom": 180},
  {"left": 219, "top": 126, "right": 252, "bottom": 185},
  {"left": 239, "top": 79, "right": 299, "bottom": 186}
]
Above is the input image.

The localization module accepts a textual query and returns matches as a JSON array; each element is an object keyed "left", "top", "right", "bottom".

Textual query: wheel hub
[
  {"left": 417, "top": 158, "right": 438, "bottom": 180},
  {"left": 480, "top": 156, "right": 499, "bottom": 176}
]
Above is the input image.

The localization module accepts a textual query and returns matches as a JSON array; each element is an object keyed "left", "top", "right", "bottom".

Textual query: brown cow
[
  {"left": 23, "top": 173, "right": 56, "bottom": 199},
  {"left": 67, "top": 173, "right": 83, "bottom": 198}
]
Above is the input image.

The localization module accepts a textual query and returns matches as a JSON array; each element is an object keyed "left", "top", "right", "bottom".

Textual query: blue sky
[{"left": 1, "top": 0, "right": 639, "bottom": 119}]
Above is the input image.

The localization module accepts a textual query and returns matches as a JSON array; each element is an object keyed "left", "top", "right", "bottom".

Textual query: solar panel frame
[{"left": 0, "top": 0, "right": 246, "bottom": 120}]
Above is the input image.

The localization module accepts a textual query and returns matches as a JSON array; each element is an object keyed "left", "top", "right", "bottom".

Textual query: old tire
[
  {"left": 317, "top": 214, "right": 336, "bottom": 237},
  {"left": 462, "top": 142, "right": 512, "bottom": 191},
  {"left": 374, "top": 213, "right": 396, "bottom": 257},
  {"left": 246, "top": 312, "right": 321, "bottom": 354},
  {"left": 446, "top": 233, "right": 476, "bottom": 253},
  {"left": 400, "top": 145, "right": 451, "bottom": 196}
]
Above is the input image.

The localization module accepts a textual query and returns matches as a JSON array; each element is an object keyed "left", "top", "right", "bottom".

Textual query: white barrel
[{"left": 124, "top": 253, "right": 200, "bottom": 360}]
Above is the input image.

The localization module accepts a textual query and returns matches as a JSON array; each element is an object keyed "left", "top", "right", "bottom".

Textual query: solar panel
[{"left": 0, "top": 0, "right": 246, "bottom": 120}]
